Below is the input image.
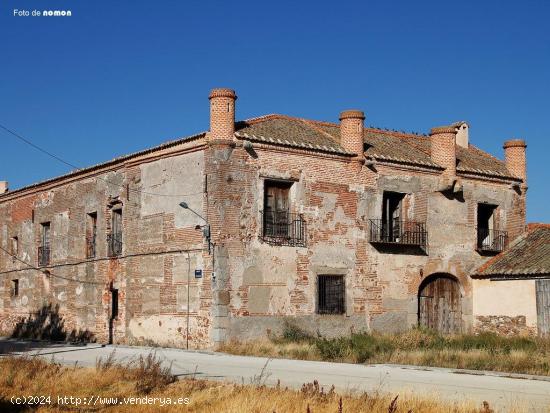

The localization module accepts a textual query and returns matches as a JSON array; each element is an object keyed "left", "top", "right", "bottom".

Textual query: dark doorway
[
  {"left": 108, "top": 283, "right": 119, "bottom": 345},
  {"left": 382, "top": 192, "right": 405, "bottom": 242},
  {"left": 418, "top": 274, "right": 462, "bottom": 334},
  {"left": 536, "top": 279, "right": 550, "bottom": 337}
]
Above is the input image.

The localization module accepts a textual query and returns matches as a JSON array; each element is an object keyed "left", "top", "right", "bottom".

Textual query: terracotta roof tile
[
  {"left": 236, "top": 114, "right": 516, "bottom": 178},
  {"left": 474, "top": 226, "right": 550, "bottom": 277}
]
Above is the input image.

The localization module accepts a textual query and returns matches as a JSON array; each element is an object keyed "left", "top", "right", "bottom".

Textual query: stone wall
[
  {"left": 209, "top": 139, "right": 524, "bottom": 340},
  {"left": 472, "top": 278, "right": 538, "bottom": 336},
  {"left": 0, "top": 132, "right": 528, "bottom": 347},
  {"left": 0, "top": 140, "right": 210, "bottom": 347}
]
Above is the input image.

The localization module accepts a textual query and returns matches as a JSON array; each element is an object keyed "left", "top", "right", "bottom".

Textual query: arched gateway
[{"left": 418, "top": 274, "right": 462, "bottom": 334}]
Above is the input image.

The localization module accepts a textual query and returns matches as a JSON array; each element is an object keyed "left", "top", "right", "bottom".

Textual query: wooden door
[
  {"left": 536, "top": 280, "right": 550, "bottom": 337},
  {"left": 419, "top": 276, "right": 462, "bottom": 334}
]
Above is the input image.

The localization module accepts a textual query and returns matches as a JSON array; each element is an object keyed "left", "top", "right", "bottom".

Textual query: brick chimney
[
  {"left": 0, "top": 181, "right": 8, "bottom": 194},
  {"left": 430, "top": 126, "right": 456, "bottom": 176},
  {"left": 503, "top": 139, "right": 527, "bottom": 184},
  {"left": 339, "top": 110, "right": 365, "bottom": 161},
  {"left": 209, "top": 88, "right": 237, "bottom": 141}
]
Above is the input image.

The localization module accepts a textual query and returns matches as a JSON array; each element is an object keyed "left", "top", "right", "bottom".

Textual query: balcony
[
  {"left": 38, "top": 245, "right": 50, "bottom": 267},
  {"left": 477, "top": 228, "right": 508, "bottom": 253},
  {"left": 107, "top": 232, "right": 122, "bottom": 257},
  {"left": 368, "top": 219, "right": 428, "bottom": 249},
  {"left": 86, "top": 235, "right": 96, "bottom": 258},
  {"left": 260, "top": 211, "right": 306, "bottom": 247}
]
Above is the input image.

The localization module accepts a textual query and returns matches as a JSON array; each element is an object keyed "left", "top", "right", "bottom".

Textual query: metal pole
[{"left": 186, "top": 251, "right": 190, "bottom": 350}]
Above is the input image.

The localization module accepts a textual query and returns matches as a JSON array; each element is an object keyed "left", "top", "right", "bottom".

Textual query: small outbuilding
[{"left": 472, "top": 224, "right": 550, "bottom": 336}]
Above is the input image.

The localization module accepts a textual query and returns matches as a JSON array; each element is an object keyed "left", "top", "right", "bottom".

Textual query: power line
[
  {"left": 0, "top": 244, "right": 204, "bottom": 284},
  {"left": 0, "top": 123, "right": 205, "bottom": 198},
  {"left": 0, "top": 244, "right": 103, "bottom": 285}
]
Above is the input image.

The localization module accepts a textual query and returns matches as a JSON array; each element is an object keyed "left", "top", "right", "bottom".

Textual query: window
[
  {"left": 381, "top": 192, "right": 405, "bottom": 242},
  {"left": 369, "top": 191, "right": 427, "bottom": 248},
  {"left": 317, "top": 275, "right": 345, "bottom": 314},
  {"left": 477, "top": 203, "right": 507, "bottom": 252},
  {"left": 86, "top": 212, "right": 97, "bottom": 258},
  {"left": 108, "top": 209, "right": 122, "bottom": 257},
  {"left": 12, "top": 279, "right": 19, "bottom": 297},
  {"left": 38, "top": 222, "right": 51, "bottom": 266},
  {"left": 11, "top": 236, "right": 18, "bottom": 257},
  {"left": 261, "top": 180, "right": 306, "bottom": 246}
]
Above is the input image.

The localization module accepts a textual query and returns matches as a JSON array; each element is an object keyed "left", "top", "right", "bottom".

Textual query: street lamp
[
  {"left": 179, "top": 201, "right": 212, "bottom": 254},
  {"left": 178, "top": 200, "right": 215, "bottom": 350}
]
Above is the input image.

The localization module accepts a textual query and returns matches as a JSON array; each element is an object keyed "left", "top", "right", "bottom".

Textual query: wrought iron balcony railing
[
  {"left": 368, "top": 219, "right": 427, "bottom": 248},
  {"left": 260, "top": 211, "right": 306, "bottom": 247},
  {"left": 86, "top": 235, "right": 96, "bottom": 258},
  {"left": 107, "top": 232, "right": 122, "bottom": 257},
  {"left": 477, "top": 228, "right": 508, "bottom": 253},
  {"left": 38, "top": 245, "right": 50, "bottom": 267}
]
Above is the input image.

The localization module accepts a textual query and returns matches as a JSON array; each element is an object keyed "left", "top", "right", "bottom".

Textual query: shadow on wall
[{"left": 11, "top": 303, "right": 95, "bottom": 343}]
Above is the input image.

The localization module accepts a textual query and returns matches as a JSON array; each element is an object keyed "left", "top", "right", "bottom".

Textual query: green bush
[
  {"left": 280, "top": 321, "right": 314, "bottom": 343},
  {"left": 315, "top": 337, "right": 349, "bottom": 360}
]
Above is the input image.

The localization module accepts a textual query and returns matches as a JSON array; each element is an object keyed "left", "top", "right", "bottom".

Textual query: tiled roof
[
  {"left": 0, "top": 132, "right": 205, "bottom": 198},
  {"left": 474, "top": 224, "right": 550, "bottom": 277},
  {"left": 2, "top": 113, "right": 518, "bottom": 198},
  {"left": 235, "top": 114, "right": 516, "bottom": 178},
  {"left": 235, "top": 116, "right": 351, "bottom": 155}
]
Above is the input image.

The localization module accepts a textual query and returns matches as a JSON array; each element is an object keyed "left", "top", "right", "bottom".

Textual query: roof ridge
[
  {"left": 527, "top": 223, "right": 550, "bottom": 231},
  {"left": 1, "top": 132, "right": 206, "bottom": 198}
]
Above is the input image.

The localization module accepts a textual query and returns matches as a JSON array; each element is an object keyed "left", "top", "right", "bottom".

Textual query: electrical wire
[
  {"left": 0, "top": 244, "right": 104, "bottom": 285},
  {"left": 0, "top": 123, "right": 205, "bottom": 198},
  {"left": 0, "top": 244, "right": 204, "bottom": 283}
]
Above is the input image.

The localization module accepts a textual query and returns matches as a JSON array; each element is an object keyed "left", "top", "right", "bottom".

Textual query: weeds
[
  {"left": 129, "top": 352, "right": 176, "bottom": 394},
  {"left": 221, "top": 324, "right": 550, "bottom": 376},
  {"left": 0, "top": 356, "right": 531, "bottom": 412}
]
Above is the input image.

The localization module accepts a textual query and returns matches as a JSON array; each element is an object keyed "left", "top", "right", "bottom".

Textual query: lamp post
[
  {"left": 179, "top": 202, "right": 212, "bottom": 254},
  {"left": 179, "top": 201, "right": 215, "bottom": 350}
]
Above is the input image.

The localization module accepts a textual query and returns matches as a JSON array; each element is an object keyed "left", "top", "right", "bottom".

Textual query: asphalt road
[{"left": 1, "top": 339, "right": 550, "bottom": 412}]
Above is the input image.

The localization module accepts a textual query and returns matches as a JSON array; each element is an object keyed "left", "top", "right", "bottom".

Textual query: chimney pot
[
  {"left": 430, "top": 125, "right": 457, "bottom": 176},
  {"left": 339, "top": 110, "right": 365, "bottom": 161},
  {"left": 453, "top": 121, "right": 469, "bottom": 148},
  {"left": 503, "top": 139, "right": 527, "bottom": 184},
  {"left": 209, "top": 88, "right": 237, "bottom": 141},
  {"left": 0, "top": 181, "right": 8, "bottom": 194}
]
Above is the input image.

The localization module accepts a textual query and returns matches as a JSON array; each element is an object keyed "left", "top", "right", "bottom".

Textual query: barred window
[
  {"left": 38, "top": 222, "right": 51, "bottom": 267},
  {"left": 261, "top": 180, "right": 306, "bottom": 247},
  {"left": 317, "top": 275, "right": 345, "bottom": 314}
]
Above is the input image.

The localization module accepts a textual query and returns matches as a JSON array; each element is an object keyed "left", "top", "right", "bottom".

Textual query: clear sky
[{"left": 1, "top": 0, "right": 548, "bottom": 222}]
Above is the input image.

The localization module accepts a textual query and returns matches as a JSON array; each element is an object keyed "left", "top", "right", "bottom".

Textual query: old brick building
[{"left": 0, "top": 88, "right": 533, "bottom": 348}]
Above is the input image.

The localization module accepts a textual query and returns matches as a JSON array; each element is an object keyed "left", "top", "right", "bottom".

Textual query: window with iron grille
[
  {"left": 477, "top": 203, "right": 507, "bottom": 253},
  {"left": 368, "top": 191, "right": 428, "bottom": 249},
  {"left": 317, "top": 275, "right": 345, "bottom": 314},
  {"left": 261, "top": 180, "right": 306, "bottom": 247},
  {"left": 108, "top": 209, "right": 123, "bottom": 257},
  {"left": 86, "top": 212, "right": 97, "bottom": 258},
  {"left": 38, "top": 222, "right": 51, "bottom": 267}
]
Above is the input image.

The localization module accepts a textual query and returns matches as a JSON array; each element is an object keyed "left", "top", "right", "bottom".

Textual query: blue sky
[{"left": 1, "top": 0, "right": 548, "bottom": 221}]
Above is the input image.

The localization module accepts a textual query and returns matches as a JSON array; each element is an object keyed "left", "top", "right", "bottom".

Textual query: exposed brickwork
[
  {"left": 339, "top": 110, "right": 365, "bottom": 161},
  {"left": 430, "top": 126, "right": 456, "bottom": 177},
  {"left": 503, "top": 139, "right": 527, "bottom": 183},
  {"left": 0, "top": 89, "right": 533, "bottom": 347},
  {"left": 209, "top": 88, "right": 237, "bottom": 141}
]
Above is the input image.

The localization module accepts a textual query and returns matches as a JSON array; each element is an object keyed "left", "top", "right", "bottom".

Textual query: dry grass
[
  {"left": 0, "top": 354, "right": 525, "bottom": 412},
  {"left": 219, "top": 325, "right": 550, "bottom": 376}
]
